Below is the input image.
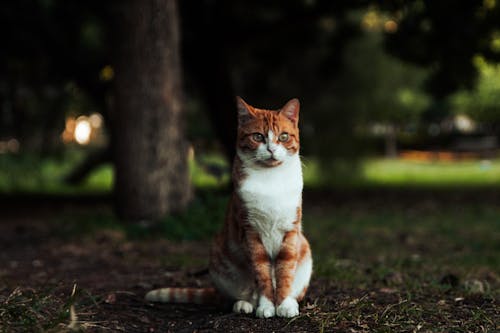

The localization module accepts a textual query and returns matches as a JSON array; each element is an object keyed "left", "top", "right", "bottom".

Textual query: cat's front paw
[
  {"left": 256, "top": 296, "right": 275, "bottom": 318},
  {"left": 256, "top": 304, "right": 275, "bottom": 318},
  {"left": 276, "top": 297, "right": 299, "bottom": 318},
  {"left": 233, "top": 300, "right": 253, "bottom": 314}
]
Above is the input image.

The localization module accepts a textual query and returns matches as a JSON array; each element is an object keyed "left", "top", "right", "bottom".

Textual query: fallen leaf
[{"left": 105, "top": 293, "right": 117, "bottom": 304}]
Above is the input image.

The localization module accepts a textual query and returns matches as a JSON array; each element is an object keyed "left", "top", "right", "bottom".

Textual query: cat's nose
[{"left": 267, "top": 146, "right": 276, "bottom": 154}]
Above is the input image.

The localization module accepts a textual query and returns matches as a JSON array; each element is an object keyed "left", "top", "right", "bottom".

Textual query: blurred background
[
  {"left": 1, "top": 1, "right": 499, "bottom": 331},
  {"left": 1, "top": 0, "right": 499, "bottom": 210}
]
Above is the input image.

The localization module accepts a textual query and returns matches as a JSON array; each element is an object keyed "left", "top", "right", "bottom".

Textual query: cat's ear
[
  {"left": 280, "top": 98, "right": 300, "bottom": 124},
  {"left": 236, "top": 96, "right": 255, "bottom": 124}
]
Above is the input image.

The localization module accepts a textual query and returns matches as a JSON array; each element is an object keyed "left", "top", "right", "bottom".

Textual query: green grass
[
  {"left": 53, "top": 192, "right": 500, "bottom": 290},
  {"left": 299, "top": 200, "right": 498, "bottom": 331},
  {"left": 302, "top": 158, "right": 500, "bottom": 188},
  {"left": 2, "top": 148, "right": 499, "bottom": 331},
  {"left": 307, "top": 204, "right": 500, "bottom": 287},
  {"left": 302, "top": 202, "right": 499, "bottom": 332},
  {"left": 0, "top": 285, "right": 105, "bottom": 332},
  {"left": 0, "top": 288, "right": 65, "bottom": 332},
  {"left": 53, "top": 192, "right": 228, "bottom": 241},
  {"left": 360, "top": 158, "right": 500, "bottom": 187},
  {"left": 0, "top": 150, "right": 228, "bottom": 194},
  {"left": 2, "top": 150, "right": 500, "bottom": 194},
  {"left": 3, "top": 191, "right": 499, "bottom": 331},
  {"left": 0, "top": 150, "right": 112, "bottom": 194}
]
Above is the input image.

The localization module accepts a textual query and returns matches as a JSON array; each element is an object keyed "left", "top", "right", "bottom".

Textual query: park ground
[
  {"left": 0, "top": 157, "right": 499, "bottom": 332},
  {"left": 1, "top": 189, "right": 499, "bottom": 332}
]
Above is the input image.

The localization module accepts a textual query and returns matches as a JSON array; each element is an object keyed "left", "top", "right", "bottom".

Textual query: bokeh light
[
  {"left": 74, "top": 117, "right": 92, "bottom": 145},
  {"left": 384, "top": 20, "right": 398, "bottom": 33},
  {"left": 89, "top": 113, "right": 104, "bottom": 128},
  {"left": 99, "top": 65, "right": 114, "bottom": 81}
]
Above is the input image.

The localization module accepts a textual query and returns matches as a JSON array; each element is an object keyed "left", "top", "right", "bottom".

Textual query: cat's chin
[{"left": 256, "top": 158, "right": 283, "bottom": 168}]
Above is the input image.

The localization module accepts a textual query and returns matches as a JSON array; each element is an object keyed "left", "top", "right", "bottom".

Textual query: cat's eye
[
  {"left": 252, "top": 133, "right": 265, "bottom": 142},
  {"left": 278, "top": 133, "right": 289, "bottom": 142}
]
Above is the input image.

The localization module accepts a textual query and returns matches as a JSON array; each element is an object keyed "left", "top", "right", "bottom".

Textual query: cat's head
[{"left": 236, "top": 97, "right": 300, "bottom": 168}]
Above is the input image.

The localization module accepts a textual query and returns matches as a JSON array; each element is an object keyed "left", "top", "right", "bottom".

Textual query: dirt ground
[{"left": 0, "top": 192, "right": 498, "bottom": 332}]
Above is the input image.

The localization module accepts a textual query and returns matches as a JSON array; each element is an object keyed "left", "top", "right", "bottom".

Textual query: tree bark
[{"left": 111, "top": 0, "right": 191, "bottom": 221}]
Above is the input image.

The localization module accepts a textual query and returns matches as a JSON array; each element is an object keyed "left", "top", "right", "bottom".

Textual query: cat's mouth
[{"left": 258, "top": 157, "right": 283, "bottom": 167}]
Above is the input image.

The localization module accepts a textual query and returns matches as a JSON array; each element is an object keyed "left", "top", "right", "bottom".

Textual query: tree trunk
[{"left": 111, "top": 0, "right": 191, "bottom": 221}]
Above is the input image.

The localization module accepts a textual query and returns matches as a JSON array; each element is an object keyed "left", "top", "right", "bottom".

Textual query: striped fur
[
  {"left": 145, "top": 287, "right": 218, "bottom": 304},
  {"left": 146, "top": 97, "right": 312, "bottom": 318}
]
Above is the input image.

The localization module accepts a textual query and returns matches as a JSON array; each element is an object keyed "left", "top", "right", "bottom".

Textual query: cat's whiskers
[{"left": 299, "top": 154, "right": 309, "bottom": 169}]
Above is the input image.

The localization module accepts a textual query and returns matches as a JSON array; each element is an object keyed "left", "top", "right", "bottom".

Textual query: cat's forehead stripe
[{"left": 259, "top": 111, "right": 281, "bottom": 135}]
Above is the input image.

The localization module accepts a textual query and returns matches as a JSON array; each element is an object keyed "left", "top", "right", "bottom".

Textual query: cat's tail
[{"left": 145, "top": 287, "right": 221, "bottom": 304}]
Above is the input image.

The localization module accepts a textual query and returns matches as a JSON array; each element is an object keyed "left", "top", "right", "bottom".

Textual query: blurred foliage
[
  {"left": 0, "top": 0, "right": 112, "bottom": 152},
  {"left": 380, "top": 0, "right": 500, "bottom": 97},
  {"left": 337, "top": 28, "right": 430, "bottom": 125},
  {"left": 449, "top": 56, "right": 500, "bottom": 123},
  {"left": 1, "top": 0, "right": 500, "bottom": 185}
]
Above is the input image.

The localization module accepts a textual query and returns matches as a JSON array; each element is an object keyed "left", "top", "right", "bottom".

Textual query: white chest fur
[{"left": 238, "top": 155, "right": 303, "bottom": 258}]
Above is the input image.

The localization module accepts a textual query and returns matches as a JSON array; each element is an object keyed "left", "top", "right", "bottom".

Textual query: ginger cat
[{"left": 146, "top": 97, "right": 312, "bottom": 318}]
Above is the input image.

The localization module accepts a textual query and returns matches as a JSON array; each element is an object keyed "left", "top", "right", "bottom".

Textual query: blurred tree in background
[
  {"left": 111, "top": 0, "right": 191, "bottom": 220},
  {"left": 1, "top": 0, "right": 500, "bottom": 220},
  {"left": 450, "top": 56, "right": 500, "bottom": 125},
  {"left": 328, "top": 17, "right": 429, "bottom": 158}
]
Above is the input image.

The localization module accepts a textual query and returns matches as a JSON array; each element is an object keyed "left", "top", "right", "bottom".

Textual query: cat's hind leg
[
  {"left": 209, "top": 255, "right": 258, "bottom": 314},
  {"left": 233, "top": 300, "right": 254, "bottom": 314},
  {"left": 211, "top": 269, "right": 258, "bottom": 314}
]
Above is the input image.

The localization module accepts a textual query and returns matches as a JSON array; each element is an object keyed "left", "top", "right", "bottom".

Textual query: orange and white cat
[{"left": 146, "top": 97, "right": 312, "bottom": 318}]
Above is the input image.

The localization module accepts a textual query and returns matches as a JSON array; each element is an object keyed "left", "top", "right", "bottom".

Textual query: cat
[{"left": 145, "top": 97, "right": 312, "bottom": 318}]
